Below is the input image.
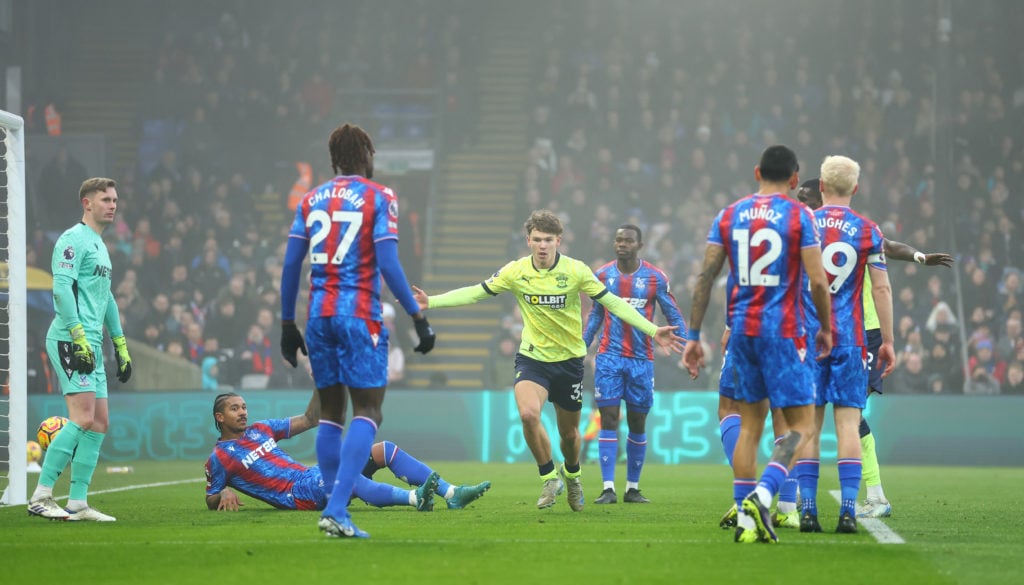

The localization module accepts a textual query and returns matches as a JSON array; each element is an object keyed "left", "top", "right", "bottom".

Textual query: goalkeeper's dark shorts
[{"left": 514, "top": 353, "right": 584, "bottom": 412}]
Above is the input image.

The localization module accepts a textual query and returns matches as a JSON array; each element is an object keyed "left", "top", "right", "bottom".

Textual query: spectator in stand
[
  {"left": 890, "top": 351, "right": 929, "bottom": 394},
  {"left": 1004, "top": 361, "right": 1024, "bottom": 395},
  {"left": 968, "top": 339, "right": 1007, "bottom": 386}
]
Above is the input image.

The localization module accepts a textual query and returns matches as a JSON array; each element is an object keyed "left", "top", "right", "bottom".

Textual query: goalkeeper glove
[
  {"left": 280, "top": 320, "right": 307, "bottom": 367},
  {"left": 413, "top": 317, "right": 436, "bottom": 354},
  {"left": 112, "top": 335, "right": 132, "bottom": 383},
  {"left": 69, "top": 324, "right": 96, "bottom": 375}
]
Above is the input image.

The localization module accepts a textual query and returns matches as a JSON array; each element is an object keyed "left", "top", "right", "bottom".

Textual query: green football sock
[
  {"left": 38, "top": 420, "right": 84, "bottom": 489},
  {"left": 69, "top": 430, "right": 105, "bottom": 501},
  {"left": 861, "top": 432, "right": 881, "bottom": 487}
]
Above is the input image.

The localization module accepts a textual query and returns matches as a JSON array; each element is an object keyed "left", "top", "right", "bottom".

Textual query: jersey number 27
[{"left": 306, "top": 210, "right": 363, "bottom": 265}]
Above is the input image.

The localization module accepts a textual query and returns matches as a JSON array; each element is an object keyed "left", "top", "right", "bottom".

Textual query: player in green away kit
[
  {"left": 28, "top": 178, "right": 133, "bottom": 522},
  {"left": 413, "top": 210, "right": 684, "bottom": 511}
]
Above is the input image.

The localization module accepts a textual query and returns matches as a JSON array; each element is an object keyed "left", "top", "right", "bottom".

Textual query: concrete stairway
[{"left": 404, "top": 31, "right": 531, "bottom": 389}]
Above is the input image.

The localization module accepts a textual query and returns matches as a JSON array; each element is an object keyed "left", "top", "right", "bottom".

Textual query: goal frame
[{"left": 1, "top": 109, "right": 27, "bottom": 506}]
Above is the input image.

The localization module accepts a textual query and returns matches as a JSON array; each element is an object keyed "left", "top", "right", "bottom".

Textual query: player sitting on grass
[{"left": 206, "top": 391, "right": 490, "bottom": 511}]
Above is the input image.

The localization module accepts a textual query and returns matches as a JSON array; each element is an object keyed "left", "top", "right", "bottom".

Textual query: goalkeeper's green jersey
[
  {"left": 429, "top": 253, "right": 658, "bottom": 363},
  {"left": 862, "top": 270, "right": 880, "bottom": 331},
  {"left": 47, "top": 222, "right": 116, "bottom": 345}
]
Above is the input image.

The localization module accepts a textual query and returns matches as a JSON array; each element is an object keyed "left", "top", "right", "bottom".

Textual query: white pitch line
[
  {"left": 41, "top": 478, "right": 206, "bottom": 501},
  {"left": 828, "top": 489, "right": 905, "bottom": 544}
]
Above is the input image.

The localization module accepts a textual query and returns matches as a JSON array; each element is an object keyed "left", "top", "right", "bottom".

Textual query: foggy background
[{"left": 1, "top": 0, "right": 1022, "bottom": 397}]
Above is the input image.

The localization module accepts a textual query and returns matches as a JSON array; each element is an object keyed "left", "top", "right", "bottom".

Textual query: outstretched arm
[
  {"left": 883, "top": 239, "right": 953, "bottom": 267},
  {"left": 288, "top": 387, "right": 321, "bottom": 437},
  {"left": 417, "top": 284, "right": 492, "bottom": 310},
  {"left": 682, "top": 244, "right": 726, "bottom": 378}
]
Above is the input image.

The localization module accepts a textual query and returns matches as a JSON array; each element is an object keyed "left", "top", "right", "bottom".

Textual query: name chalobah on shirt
[{"left": 522, "top": 293, "right": 567, "bottom": 309}]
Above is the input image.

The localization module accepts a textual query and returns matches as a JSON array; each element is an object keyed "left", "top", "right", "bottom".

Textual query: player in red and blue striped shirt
[
  {"left": 793, "top": 156, "right": 896, "bottom": 534},
  {"left": 682, "top": 145, "right": 834, "bottom": 544},
  {"left": 583, "top": 225, "right": 686, "bottom": 504},
  {"left": 205, "top": 392, "right": 490, "bottom": 512},
  {"left": 279, "top": 124, "right": 437, "bottom": 539}
]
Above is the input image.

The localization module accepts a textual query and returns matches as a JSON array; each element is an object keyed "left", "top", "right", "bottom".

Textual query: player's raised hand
[
  {"left": 654, "top": 325, "right": 684, "bottom": 355},
  {"left": 411, "top": 286, "right": 430, "bottom": 311},
  {"left": 923, "top": 252, "right": 954, "bottom": 267},
  {"left": 280, "top": 320, "right": 307, "bottom": 368},
  {"left": 877, "top": 340, "right": 897, "bottom": 379},
  {"left": 681, "top": 339, "right": 704, "bottom": 379}
]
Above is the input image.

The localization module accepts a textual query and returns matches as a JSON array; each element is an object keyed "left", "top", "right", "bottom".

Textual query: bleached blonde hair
[{"left": 819, "top": 155, "right": 861, "bottom": 197}]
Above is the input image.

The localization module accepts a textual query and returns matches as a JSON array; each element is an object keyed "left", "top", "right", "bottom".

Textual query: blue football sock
[
  {"left": 837, "top": 458, "right": 862, "bottom": 516},
  {"left": 719, "top": 414, "right": 741, "bottom": 467},
  {"left": 316, "top": 420, "right": 344, "bottom": 492},
  {"left": 324, "top": 416, "right": 377, "bottom": 519},
  {"left": 626, "top": 432, "right": 646, "bottom": 484},
  {"left": 598, "top": 430, "right": 617, "bottom": 483},
  {"left": 380, "top": 440, "right": 450, "bottom": 495},
  {"left": 757, "top": 462, "right": 788, "bottom": 497},
  {"left": 351, "top": 474, "right": 412, "bottom": 507},
  {"left": 796, "top": 458, "right": 819, "bottom": 515},
  {"left": 734, "top": 478, "right": 757, "bottom": 510}
]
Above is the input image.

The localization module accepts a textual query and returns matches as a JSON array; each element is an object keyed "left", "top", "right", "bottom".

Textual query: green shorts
[{"left": 46, "top": 337, "right": 108, "bottom": 398}]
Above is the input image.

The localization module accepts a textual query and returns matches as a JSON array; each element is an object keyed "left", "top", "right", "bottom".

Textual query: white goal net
[{"left": 0, "top": 109, "right": 27, "bottom": 505}]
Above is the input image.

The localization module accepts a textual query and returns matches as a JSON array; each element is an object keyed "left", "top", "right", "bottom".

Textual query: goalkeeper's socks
[
  {"left": 38, "top": 419, "right": 84, "bottom": 489},
  {"left": 69, "top": 430, "right": 105, "bottom": 501},
  {"left": 838, "top": 458, "right": 862, "bottom": 516},
  {"left": 796, "top": 458, "right": 819, "bottom": 515},
  {"left": 625, "top": 432, "right": 646, "bottom": 483},
  {"left": 719, "top": 414, "right": 741, "bottom": 467},
  {"left": 379, "top": 440, "right": 450, "bottom": 495},
  {"left": 323, "top": 416, "right": 376, "bottom": 519},
  {"left": 598, "top": 430, "right": 617, "bottom": 483}
]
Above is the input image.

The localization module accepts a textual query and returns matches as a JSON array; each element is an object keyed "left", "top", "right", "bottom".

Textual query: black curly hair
[{"left": 328, "top": 123, "right": 375, "bottom": 177}]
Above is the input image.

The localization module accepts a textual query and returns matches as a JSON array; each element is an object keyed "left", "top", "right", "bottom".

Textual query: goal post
[{"left": 0, "top": 109, "right": 27, "bottom": 506}]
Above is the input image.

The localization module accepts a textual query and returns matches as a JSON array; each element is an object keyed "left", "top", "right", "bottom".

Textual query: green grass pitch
[{"left": 3, "top": 461, "right": 1023, "bottom": 585}]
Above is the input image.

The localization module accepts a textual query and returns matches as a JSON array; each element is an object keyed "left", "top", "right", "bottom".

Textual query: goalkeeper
[{"left": 28, "top": 178, "right": 133, "bottom": 522}]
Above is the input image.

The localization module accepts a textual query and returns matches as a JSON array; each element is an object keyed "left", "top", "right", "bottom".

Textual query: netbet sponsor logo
[
  {"left": 622, "top": 297, "right": 648, "bottom": 309},
  {"left": 522, "top": 293, "right": 567, "bottom": 309},
  {"left": 241, "top": 437, "right": 279, "bottom": 469}
]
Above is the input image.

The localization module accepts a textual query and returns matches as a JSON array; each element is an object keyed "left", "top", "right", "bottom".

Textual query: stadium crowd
[
  {"left": 20, "top": 0, "right": 1023, "bottom": 396},
  {"left": 506, "top": 0, "right": 1023, "bottom": 394},
  {"left": 24, "top": 1, "right": 477, "bottom": 391}
]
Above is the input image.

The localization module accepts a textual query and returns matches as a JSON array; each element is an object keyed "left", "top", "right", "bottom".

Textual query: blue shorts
[
  {"left": 306, "top": 316, "right": 389, "bottom": 389},
  {"left": 814, "top": 345, "right": 869, "bottom": 408},
  {"left": 514, "top": 353, "right": 584, "bottom": 412},
  {"left": 729, "top": 334, "right": 815, "bottom": 408},
  {"left": 866, "top": 328, "right": 884, "bottom": 394},
  {"left": 46, "top": 337, "right": 108, "bottom": 398},
  {"left": 719, "top": 347, "right": 740, "bottom": 401},
  {"left": 593, "top": 353, "right": 655, "bottom": 413}
]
